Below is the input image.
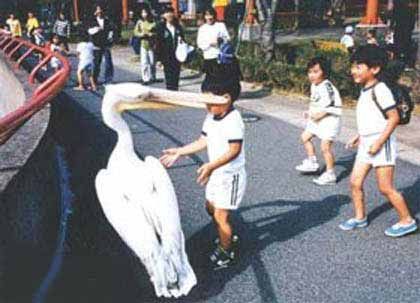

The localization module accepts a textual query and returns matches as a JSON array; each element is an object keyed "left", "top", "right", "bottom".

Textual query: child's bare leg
[
  {"left": 321, "top": 140, "right": 335, "bottom": 171},
  {"left": 205, "top": 200, "right": 215, "bottom": 217},
  {"left": 350, "top": 162, "right": 372, "bottom": 219},
  {"left": 75, "top": 70, "right": 84, "bottom": 89},
  {"left": 376, "top": 166, "right": 413, "bottom": 224},
  {"left": 301, "top": 131, "right": 316, "bottom": 158},
  {"left": 89, "top": 76, "right": 97, "bottom": 91},
  {"left": 213, "top": 208, "right": 232, "bottom": 250}
]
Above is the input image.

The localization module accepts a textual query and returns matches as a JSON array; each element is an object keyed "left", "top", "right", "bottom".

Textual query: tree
[{"left": 256, "top": 0, "right": 280, "bottom": 63}]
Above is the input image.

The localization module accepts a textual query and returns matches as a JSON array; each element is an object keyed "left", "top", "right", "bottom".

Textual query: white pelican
[{"left": 95, "top": 83, "right": 226, "bottom": 298}]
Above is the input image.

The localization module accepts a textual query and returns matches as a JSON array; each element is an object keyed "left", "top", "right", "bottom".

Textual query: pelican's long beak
[
  {"left": 108, "top": 83, "right": 230, "bottom": 113},
  {"left": 115, "top": 100, "right": 176, "bottom": 113}
]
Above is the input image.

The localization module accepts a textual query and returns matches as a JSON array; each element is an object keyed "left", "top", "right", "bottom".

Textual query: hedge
[{"left": 184, "top": 37, "right": 360, "bottom": 102}]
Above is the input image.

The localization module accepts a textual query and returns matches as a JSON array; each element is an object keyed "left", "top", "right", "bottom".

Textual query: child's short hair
[
  {"left": 307, "top": 57, "right": 331, "bottom": 79},
  {"left": 79, "top": 30, "right": 90, "bottom": 41},
  {"left": 202, "top": 78, "right": 241, "bottom": 102},
  {"left": 204, "top": 7, "right": 217, "bottom": 18},
  {"left": 163, "top": 6, "right": 175, "bottom": 14},
  {"left": 351, "top": 45, "right": 388, "bottom": 70},
  {"left": 50, "top": 34, "right": 60, "bottom": 42},
  {"left": 367, "top": 29, "right": 377, "bottom": 37}
]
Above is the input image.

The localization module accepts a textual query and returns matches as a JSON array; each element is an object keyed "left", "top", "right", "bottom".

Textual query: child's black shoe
[{"left": 210, "top": 245, "right": 235, "bottom": 270}]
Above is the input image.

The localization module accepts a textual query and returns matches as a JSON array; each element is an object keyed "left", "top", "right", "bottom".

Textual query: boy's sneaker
[
  {"left": 213, "top": 234, "right": 240, "bottom": 247},
  {"left": 295, "top": 159, "right": 319, "bottom": 173},
  {"left": 339, "top": 217, "right": 368, "bottom": 231},
  {"left": 210, "top": 245, "right": 235, "bottom": 270},
  {"left": 313, "top": 171, "right": 337, "bottom": 186},
  {"left": 384, "top": 220, "right": 418, "bottom": 237}
]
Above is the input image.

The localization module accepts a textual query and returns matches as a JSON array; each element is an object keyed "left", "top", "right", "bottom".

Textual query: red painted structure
[
  {"left": 360, "top": 0, "right": 382, "bottom": 25},
  {"left": 0, "top": 33, "right": 71, "bottom": 144}
]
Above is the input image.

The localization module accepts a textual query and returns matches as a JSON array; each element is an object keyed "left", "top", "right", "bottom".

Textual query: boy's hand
[
  {"left": 346, "top": 135, "right": 360, "bottom": 149},
  {"left": 368, "top": 140, "right": 383, "bottom": 156},
  {"left": 159, "top": 148, "right": 181, "bottom": 168},
  {"left": 197, "top": 163, "right": 214, "bottom": 186}
]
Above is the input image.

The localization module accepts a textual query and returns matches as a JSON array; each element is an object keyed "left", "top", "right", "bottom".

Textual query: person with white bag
[
  {"left": 155, "top": 7, "right": 185, "bottom": 91},
  {"left": 197, "top": 7, "right": 230, "bottom": 91}
]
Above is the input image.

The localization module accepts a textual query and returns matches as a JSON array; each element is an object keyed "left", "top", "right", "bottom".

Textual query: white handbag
[{"left": 175, "top": 38, "right": 195, "bottom": 63}]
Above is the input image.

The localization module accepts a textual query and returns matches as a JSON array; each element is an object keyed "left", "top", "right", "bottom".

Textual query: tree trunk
[{"left": 258, "top": 0, "right": 279, "bottom": 63}]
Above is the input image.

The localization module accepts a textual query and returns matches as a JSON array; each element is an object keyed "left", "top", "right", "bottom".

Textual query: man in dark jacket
[
  {"left": 88, "top": 5, "right": 115, "bottom": 84},
  {"left": 155, "top": 6, "right": 184, "bottom": 91}
]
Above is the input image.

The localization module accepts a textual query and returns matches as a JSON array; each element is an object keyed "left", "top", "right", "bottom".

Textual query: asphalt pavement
[{"left": 42, "top": 46, "right": 420, "bottom": 303}]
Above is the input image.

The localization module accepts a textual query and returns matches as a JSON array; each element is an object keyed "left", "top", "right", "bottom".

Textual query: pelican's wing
[
  {"left": 143, "top": 156, "right": 197, "bottom": 297},
  {"left": 95, "top": 169, "right": 174, "bottom": 298}
]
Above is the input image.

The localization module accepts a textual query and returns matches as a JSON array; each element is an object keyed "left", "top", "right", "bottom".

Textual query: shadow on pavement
[
  {"left": 368, "top": 178, "right": 420, "bottom": 224},
  {"left": 179, "top": 194, "right": 350, "bottom": 303},
  {"left": 240, "top": 86, "right": 272, "bottom": 100}
]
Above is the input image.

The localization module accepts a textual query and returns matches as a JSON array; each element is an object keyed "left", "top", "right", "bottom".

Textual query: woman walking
[
  {"left": 134, "top": 8, "right": 156, "bottom": 84},
  {"left": 197, "top": 7, "right": 230, "bottom": 90}
]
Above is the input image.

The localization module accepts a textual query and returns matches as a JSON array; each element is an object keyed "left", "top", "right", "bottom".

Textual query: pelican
[{"left": 95, "top": 83, "right": 226, "bottom": 298}]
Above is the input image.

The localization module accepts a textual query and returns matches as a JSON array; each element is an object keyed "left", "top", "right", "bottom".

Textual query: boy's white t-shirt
[
  {"left": 76, "top": 42, "right": 95, "bottom": 68},
  {"left": 340, "top": 34, "right": 354, "bottom": 48},
  {"left": 202, "top": 108, "right": 245, "bottom": 174},
  {"left": 356, "top": 82, "right": 396, "bottom": 136},
  {"left": 309, "top": 79, "right": 342, "bottom": 116}
]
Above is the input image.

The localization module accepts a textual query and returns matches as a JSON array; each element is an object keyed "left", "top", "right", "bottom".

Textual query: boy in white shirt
[
  {"left": 160, "top": 80, "right": 245, "bottom": 270},
  {"left": 50, "top": 34, "right": 62, "bottom": 71},
  {"left": 74, "top": 32, "right": 97, "bottom": 91},
  {"left": 296, "top": 57, "right": 342, "bottom": 186},
  {"left": 339, "top": 45, "right": 417, "bottom": 237}
]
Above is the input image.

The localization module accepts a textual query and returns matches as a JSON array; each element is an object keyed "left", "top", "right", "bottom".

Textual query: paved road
[{"left": 43, "top": 48, "right": 420, "bottom": 303}]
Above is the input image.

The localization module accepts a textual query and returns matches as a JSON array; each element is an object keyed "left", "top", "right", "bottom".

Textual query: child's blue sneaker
[
  {"left": 384, "top": 220, "right": 418, "bottom": 237},
  {"left": 339, "top": 217, "right": 368, "bottom": 231}
]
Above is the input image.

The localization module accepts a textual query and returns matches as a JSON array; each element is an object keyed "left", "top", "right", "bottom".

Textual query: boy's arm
[
  {"left": 310, "top": 111, "right": 329, "bottom": 122},
  {"left": 369, "top": 109, "right": 399, "bottom": 155},
  {"left": 160, "top": 136, "right": 207, "bottom": 167},
  {"left": 177, "top": 136, "right": 207, "bottom": 156},
  {"left": 197, "top": 142, "right": 242, "bottom": 186}
]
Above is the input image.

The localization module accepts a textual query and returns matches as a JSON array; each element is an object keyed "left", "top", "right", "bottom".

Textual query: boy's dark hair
[
  {"left": 162, "top": 6, "right": 175, "bottom": 14},
  {"left": 307, "top": 57, "right": 331, "bottom": 79},
  {"left": 79, "top": 30, "right": 90, "bottom": 41},
  {"left": 350, "top": 45, "right": 388, "bottom": 70},
  {"left": 368, "top": 29, "right": 377, "bottom": 37},
  {"left": 204, "top": 7, "right": 217, "bottom": 18},
  {"left": 202, "top": 78, "right": 241, "bottom": 102},
  {"left": 50, "top": 34, "right": 60, "bottom": 42}
]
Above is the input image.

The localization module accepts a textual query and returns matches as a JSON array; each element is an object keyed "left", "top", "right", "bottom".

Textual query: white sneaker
[
  {"left": 295, "top": 159, "right": 319, "bottom": 173},
  {"left": 313, "top": 171, "right": 337, "bottom": 185}
]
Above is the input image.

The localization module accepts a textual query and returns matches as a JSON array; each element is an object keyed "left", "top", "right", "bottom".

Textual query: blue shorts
[{"left": 78, "top": 63, "right": 94, "bottom": 77}]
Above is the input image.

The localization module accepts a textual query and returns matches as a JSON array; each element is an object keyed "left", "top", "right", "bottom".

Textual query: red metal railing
[{"left": 0, "top": 33, "right": 71, "bottom": 144}]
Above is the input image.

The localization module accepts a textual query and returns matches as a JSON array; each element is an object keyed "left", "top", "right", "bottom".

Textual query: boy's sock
[
  {"left": 309, "top": 156, "right": 317, "bottom": 163},
  {"left": 326, "top": 169, "right": 335, "bottom": 175}
]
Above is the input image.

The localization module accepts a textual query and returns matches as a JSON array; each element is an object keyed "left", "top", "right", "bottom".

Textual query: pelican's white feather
[{"left": 95, "top": 83, "right": 196, "bottom": 298}]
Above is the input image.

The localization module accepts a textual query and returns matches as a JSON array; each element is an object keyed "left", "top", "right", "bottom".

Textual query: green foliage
[
  {"left": 116, "top": 26, "right": 360, "bottom": 102},
  {"left": 186, "top": 39, "right": 360, "bottom": 102}
]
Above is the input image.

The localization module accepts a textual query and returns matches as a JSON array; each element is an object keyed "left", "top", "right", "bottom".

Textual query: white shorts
[
  {"left": 206, "top": 169, "right": 246, "bottom": 210},
  {"left": 356, "top": 133, "right": 397, "bottom": 167},
  {"left": 305, "top": 116, "right": 341, "bottom": 141}
]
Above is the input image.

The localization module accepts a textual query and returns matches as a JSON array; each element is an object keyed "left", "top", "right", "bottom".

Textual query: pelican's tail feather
[
  {"left": 95, "top": 170, "right": 173, "bottom": 298},
  {"left": 164, "top": 233, "right": 197, "bottom": 297}
]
